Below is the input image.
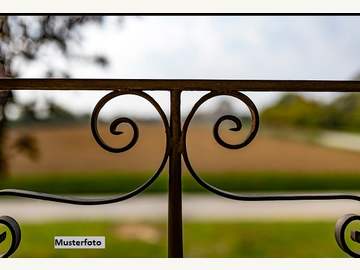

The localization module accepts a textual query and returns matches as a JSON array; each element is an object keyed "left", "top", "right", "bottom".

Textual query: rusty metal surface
[
  {"left": 168, "top": 91, "right": 183, "bottom": 258},
  {"left": 1, "top": 78, "right": 360, "bottom": 92}
]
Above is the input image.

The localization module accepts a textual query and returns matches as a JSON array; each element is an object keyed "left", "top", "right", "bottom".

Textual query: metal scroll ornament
[
  {"left": 0, "top": 89, "right": 360, "bottom": 257},
  {"left": 181, "top": 91, "right": 360, "bottom": 257},
  {"left": 0, "top": 90, "right": 170, "bottom": 257},
  {"left": 182, "top": 91, "right": 260, "bottom": 200},
  {"left": 0, "top": 216, "right": 21, "bottom": 258},
  {"left": 89, "top": 90, "right": 171, "bottom": 202},
  {"left": 0, "top": 90, "right": 170, "bottom": 205},
  {"left": 335, "top": 214, "right": 360, "bottom": 257}
]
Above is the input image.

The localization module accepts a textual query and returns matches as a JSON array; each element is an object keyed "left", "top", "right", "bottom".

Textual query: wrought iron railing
[{"left": 0, "top": 79, "right": 360, "bottom": 258}]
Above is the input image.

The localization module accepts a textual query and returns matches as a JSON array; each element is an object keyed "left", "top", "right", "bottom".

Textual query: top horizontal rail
[{"left": 1, "top": 79, "right": 360, "bottom": 92}]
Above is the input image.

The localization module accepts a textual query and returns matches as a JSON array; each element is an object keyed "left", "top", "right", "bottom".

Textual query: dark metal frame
[{"left": 1, "top": 79, "right": 360, "bottom": 257}]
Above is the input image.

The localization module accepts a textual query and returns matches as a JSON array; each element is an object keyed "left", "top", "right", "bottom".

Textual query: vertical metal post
[{"left": 168, "top": 90, "right": 183, "bottom": 258}]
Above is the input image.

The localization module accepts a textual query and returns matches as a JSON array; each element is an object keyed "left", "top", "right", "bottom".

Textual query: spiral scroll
[
  {"left": 335, "top": 214, "right": 360, "bottom": 257},
  {"left": 90, "top": 91, "right": 142, "bottom": 153},
  {"left": 87, "top": 90, "right": 171, "bottom": 202},
  {"left": 89, "top": 90, "right": 171, "bottom": 201},
  {"left": 182, "top": 91, "right": 261, "bottom": 199},
  {"left": 1, "top": 87, "right": 360, "bottom": 258},
  {"left": 182, "top": 92, "right": 360, "bottom": 205},
  {"left": 0, "top": 216, "right": 21, "bottom": 258},
  {"left": 0, "top": 90, "right": 170, "bottom": 205}
]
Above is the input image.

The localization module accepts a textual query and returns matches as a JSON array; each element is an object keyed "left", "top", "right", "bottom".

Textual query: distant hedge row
[{"left": 261, "top": 93, "right": 360, "bottom": 131}]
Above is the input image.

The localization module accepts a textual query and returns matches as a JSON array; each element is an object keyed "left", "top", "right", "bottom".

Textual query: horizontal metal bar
[{"left": 1, "top": 78, "right": 360, "bottom": 92}]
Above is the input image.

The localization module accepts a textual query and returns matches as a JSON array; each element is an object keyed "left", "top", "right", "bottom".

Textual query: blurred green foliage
[{"left": 262, "top": 93, "right": 360, "bottom": 132}]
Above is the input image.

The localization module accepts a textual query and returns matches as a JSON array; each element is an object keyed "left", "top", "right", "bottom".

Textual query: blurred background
[{"left": 1, "top": 15, "right": 360, "bottom": 257}]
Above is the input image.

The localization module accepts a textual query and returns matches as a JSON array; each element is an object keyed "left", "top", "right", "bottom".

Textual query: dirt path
[
  {"left": 8, "top": 123, "right": 360, "bottom": 174},
  {"left": 1, "top": 194, "right": 360, "bottom": 223}
]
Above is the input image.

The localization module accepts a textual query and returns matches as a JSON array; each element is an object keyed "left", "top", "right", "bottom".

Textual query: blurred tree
[
  {"left": 18, "top": 101, "right": 38, "bottom": 123},
  {"left": 322, "top": 72, "right": 360, "bottom": 131},
  {"left": 325, "top": 93, "right": 360, "bottom": 131},
  {"left": 261, "top": 93, "right": 327, "bottom": 128},
  {"left": 47, "top": 100, "right": 76, "bottom": 122},
  {"left": 262, "top": 92, "right": 360, "bottom": 132},
  {"left": 0, "top": 16, "right": 116, "bottom": 176},
  {"left": 353, "top": 72, "right": 360, "bottom": 80}
]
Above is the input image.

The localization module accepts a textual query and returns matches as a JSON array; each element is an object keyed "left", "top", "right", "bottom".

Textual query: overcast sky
[{"left": 14, "top": 16, "right": 360, "bottom": 119}]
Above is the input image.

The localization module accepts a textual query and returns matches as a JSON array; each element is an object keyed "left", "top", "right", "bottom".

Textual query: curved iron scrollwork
[
  {"left": 0, "top": 216, "right": 21, "bottom": 258},
  {"left": 0, "top": 87, "right": 360, "bottom": 257},
  {"left": 335, "top": 214, "right": 360, "bottom": 257},
  {"left": 0, "top": 90, "right": 170, "bottom": 207},
  {"left": 181, "top": 91, "right": 360, "bottom": 203},
  {"left": 182, "top": 91, "right": 260, "bottom": 200},
  {"left": 0, "top": 90, "right": 171, "bottom": 258},
  {"left": 91, "top": 91, "right": 141, "bottom": 153},
  {"left": 181, "top": 91, "right": 360, "bottom": 257},
  {"left": 89, "top": 90, "right": 171, "bottom": 202}
]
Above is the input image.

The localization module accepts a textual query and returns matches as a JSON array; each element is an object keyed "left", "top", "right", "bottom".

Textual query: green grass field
[
  {"left": 2, "top": 171, "right": 360, "bottom": 257},
  {"left": 2, "top": 171, "right": 360, "bottom": 194},
  {"left": 10, "top": 220, "right": 353, "bottom": 258}
]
